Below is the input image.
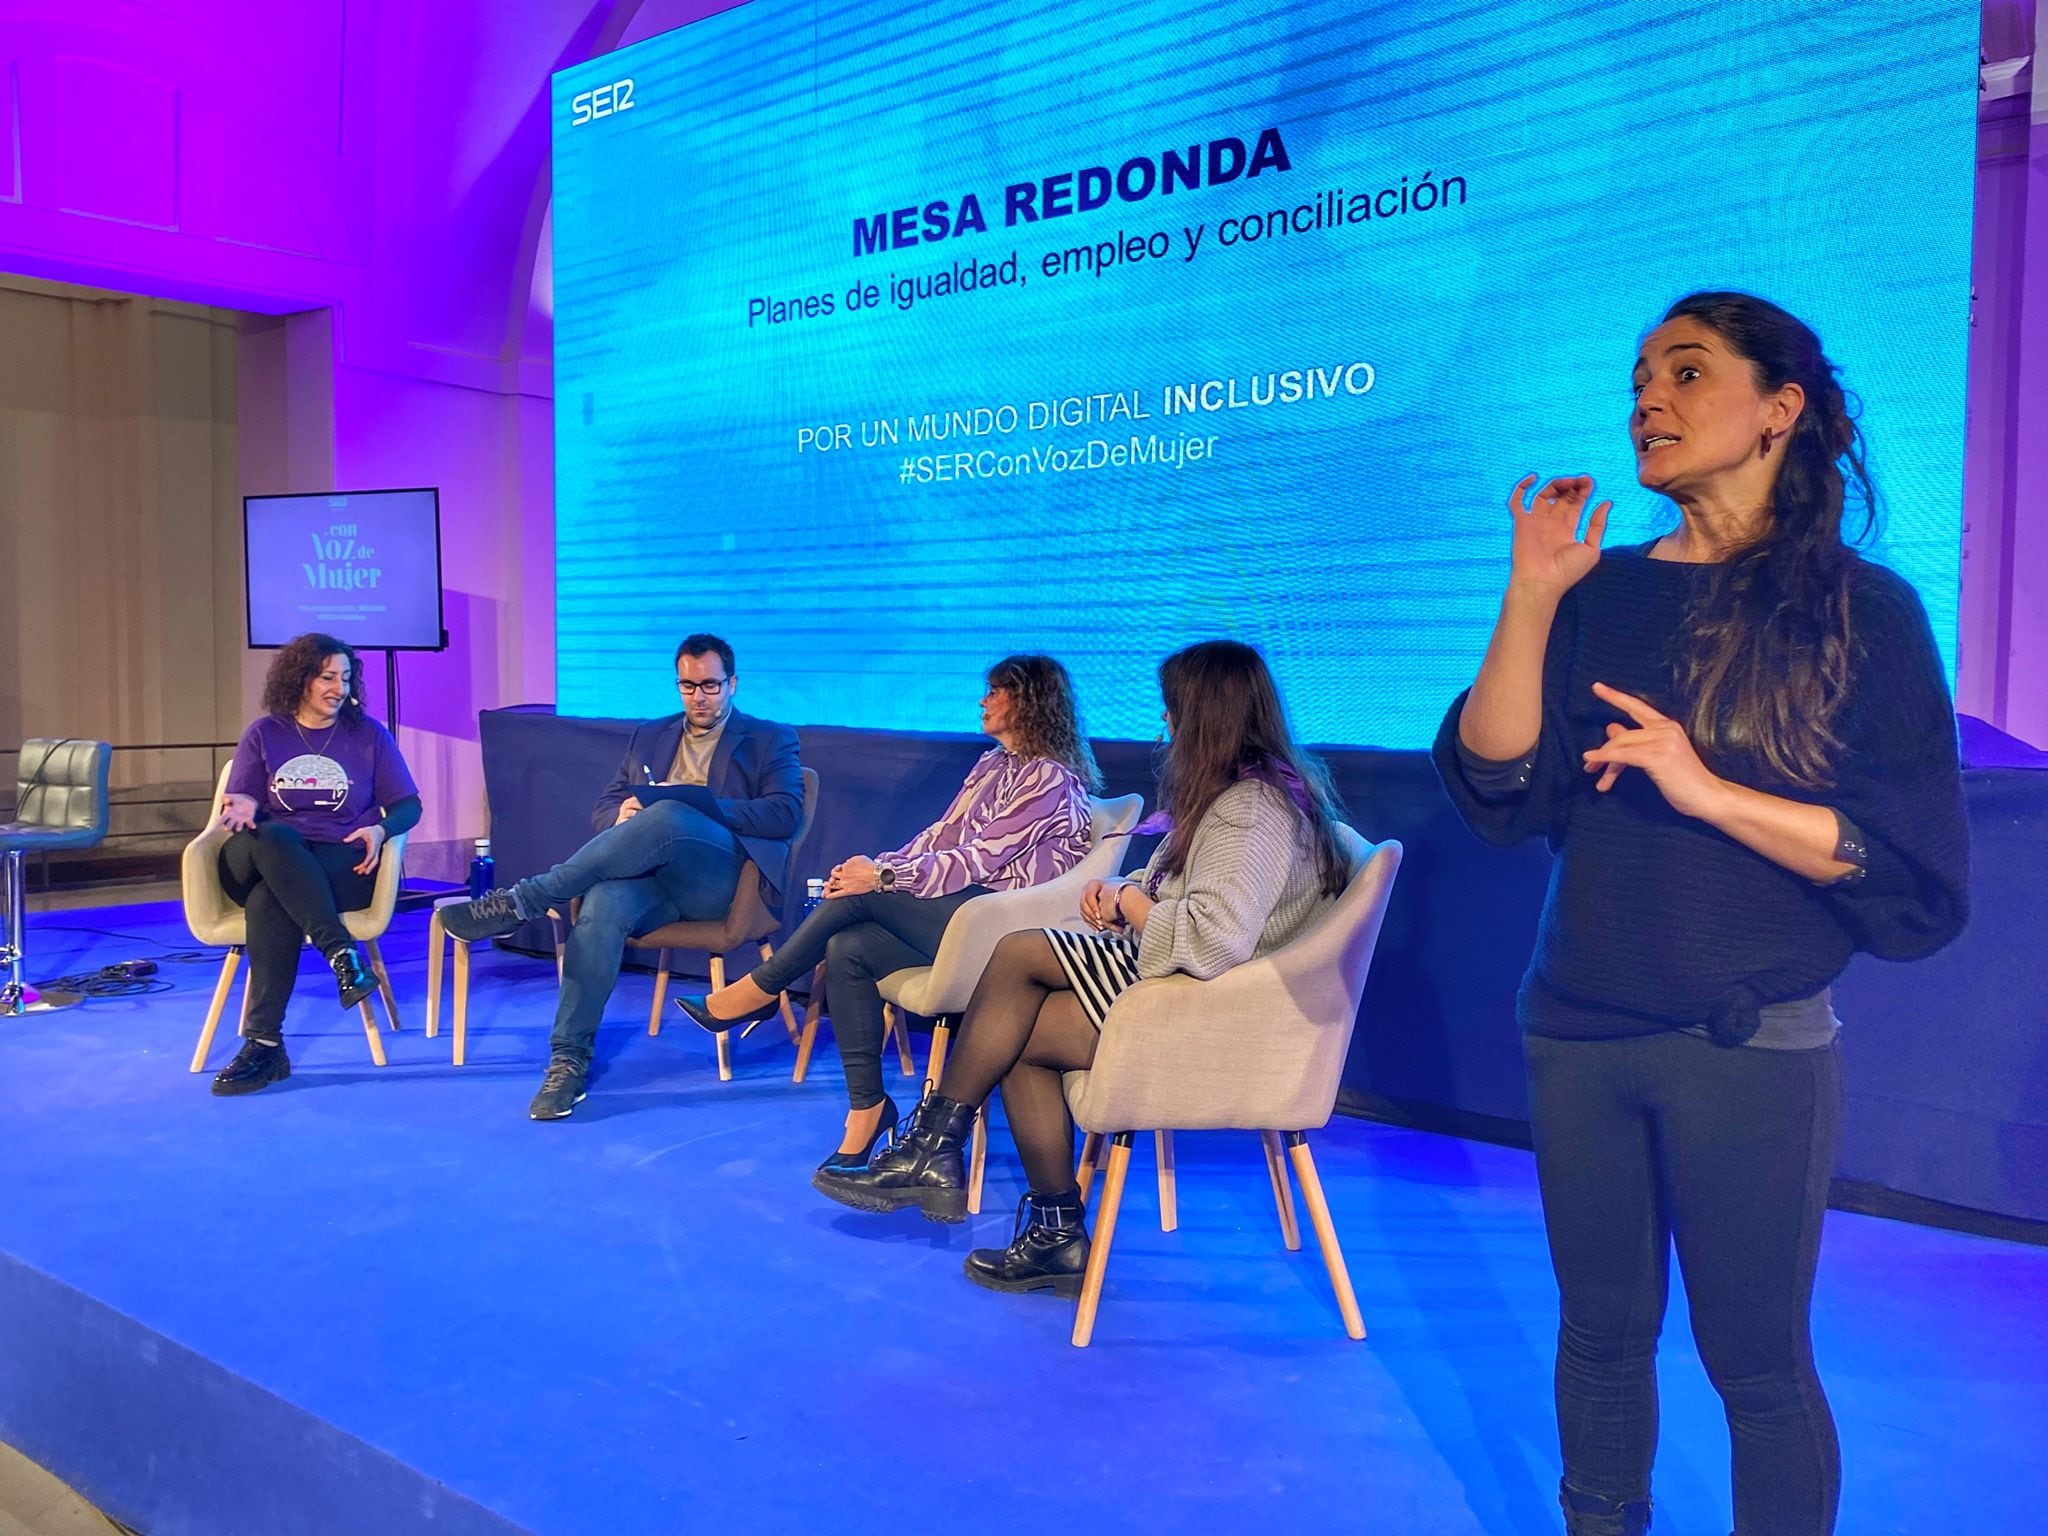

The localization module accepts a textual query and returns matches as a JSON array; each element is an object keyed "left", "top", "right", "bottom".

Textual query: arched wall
[{"left": 0, "top": 0, "right": 736, "bottom": 872}]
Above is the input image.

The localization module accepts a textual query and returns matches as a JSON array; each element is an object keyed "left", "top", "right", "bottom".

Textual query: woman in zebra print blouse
[{"left": 680, "top": 653, "right": 1099, "bottom": 1173}]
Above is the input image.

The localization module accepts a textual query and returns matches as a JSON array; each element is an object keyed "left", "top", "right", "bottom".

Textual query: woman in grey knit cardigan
[{"left": 815, "top": 640, "right": 1352, "bottom": 1295}]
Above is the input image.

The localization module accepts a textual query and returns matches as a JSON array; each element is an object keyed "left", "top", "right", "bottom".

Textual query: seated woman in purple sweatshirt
[
  {"left": 677, "top": 654, "right": 1098, "bottom": 1170},
  {"left": 209, "top": 632, "right": 421, "bottom": 1097}
]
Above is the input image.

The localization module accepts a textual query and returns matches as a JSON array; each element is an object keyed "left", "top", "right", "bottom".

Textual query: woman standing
[
  {"left": 210, "top": 632, "right": 422, "bottom": 1095},
  {"left": 678, "top": 654, "right": 1098, "bottom": 1169},
  {"left": 1436, "top": 293, "right": 1967, "bottom": 1535},
  {"left": 814, "top": 640, "right": 1349, "bottom": 1297}
]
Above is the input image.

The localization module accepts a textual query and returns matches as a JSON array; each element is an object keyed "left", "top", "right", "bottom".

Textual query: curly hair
[
  {"left": 262, "top": 632, "right": 367, "bottom": 724},
  {"left": 987, "top": 654, "right": 1101, "bottom": 791}
]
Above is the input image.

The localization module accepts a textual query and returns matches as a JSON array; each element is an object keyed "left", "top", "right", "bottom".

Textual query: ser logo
[{"left": 571, "top": 78, "right": 635, "bottom": 126}]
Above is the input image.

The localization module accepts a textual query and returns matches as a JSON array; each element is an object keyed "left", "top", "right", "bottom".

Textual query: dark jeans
[
  {"left": 514, "top": 801, "right": 746, "bottom": 1070},
  {"left": 1524, "top": 1030, "right": 1843, "bottom": 1536},
  {"left": 750, "top": 886, "right": 988, "bottom": 1109},
  {"left": 219, "top": 823, "right": 376, "bottom": 1042}
]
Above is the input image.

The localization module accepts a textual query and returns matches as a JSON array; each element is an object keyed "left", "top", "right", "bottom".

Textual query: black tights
[
  {"left": 1525, "top": 1030, "right": 1842, "bottom": 1536},
  {"left": 935, "top": 930, "right": 1100, "bottom": 1194},
  {"left": 218, "top": 823, "right": 373, "bottom": 1041}
]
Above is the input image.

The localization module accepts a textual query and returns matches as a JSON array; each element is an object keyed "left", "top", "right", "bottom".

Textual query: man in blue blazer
[{"left": 443, "top": 634, "right": 803, "bottom": 1118}]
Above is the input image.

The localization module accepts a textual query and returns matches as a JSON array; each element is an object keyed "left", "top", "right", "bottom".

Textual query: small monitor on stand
[
  {"left": 244, "top": 486, "right": 449, "bottom": 722},
  {"left": 244, "top": 488, "right": 453, "bottom": 905}
]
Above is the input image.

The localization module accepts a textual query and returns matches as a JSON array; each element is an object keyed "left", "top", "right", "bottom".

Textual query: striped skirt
[{"left": 1043, "top": 926, "right": 1141, "bottom": 1029}]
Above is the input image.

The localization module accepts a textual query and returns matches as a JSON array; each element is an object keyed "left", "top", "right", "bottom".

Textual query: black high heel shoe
[
  {"left": 673, "top": 991, "right": 783, "bottom": 1035},
  {"left": 812, "top": 1092, "right": 974, "bottom": 1223},
  {"left": 817, "top": 1097, "right": 900, "bottom": 1173}
]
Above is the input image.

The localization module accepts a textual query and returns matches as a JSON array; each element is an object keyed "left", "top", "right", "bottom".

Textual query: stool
[
  {"left": 424, "top": 897, "right": 475, "bottom": 1064},
  {"left": 1, "top": 739, "right": 112, "bottom": 1015}
]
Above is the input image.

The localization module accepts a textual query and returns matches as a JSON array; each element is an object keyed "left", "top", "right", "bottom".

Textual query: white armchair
[
  {"left": 183, "top": 763, "right": 408, "bottom": 1072},
  {"left": 1062, "top": 829, "right": 1402, "bottom": 1346}
]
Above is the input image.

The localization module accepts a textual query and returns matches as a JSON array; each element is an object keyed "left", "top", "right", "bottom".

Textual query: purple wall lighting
[{"left": 0, "top": 0, "right": 2042, "bottom": 855}]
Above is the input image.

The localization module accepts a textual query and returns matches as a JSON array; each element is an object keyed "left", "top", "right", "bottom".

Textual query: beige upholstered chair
[
  {"left": 184, "top": 763, "right": 408, "bottom": 1071},
  {"left": 1062, "top": 829, "right": 1402, "bottom": 1347},
  {"left": 853, "top": 793, "right": 1144, "bottom": 1213}
]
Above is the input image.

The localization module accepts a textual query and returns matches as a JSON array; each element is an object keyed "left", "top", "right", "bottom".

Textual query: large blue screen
[{"left": 551, "top": 1, "right": 1977, "bottom": 745}]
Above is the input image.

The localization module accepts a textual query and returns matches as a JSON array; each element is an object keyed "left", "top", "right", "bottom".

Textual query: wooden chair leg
[
  {"left": 549, "top": 908, "right": 566, "bottom": 986},
  {"left": 452, "top": 938, "right": 470, "bottom": 1066},
  {"left": 708, "top": 955, "right": 732, "bottom": 1079},
  {"left": 1286, "top": 1132, "right": 1364, "bottom": 1340},
  {"left": 425, "top": 912, "right": 445, "bottom": 1039},
  {"left": 1262, "top": 1130, "right": 1301, "bottom": 1251},
  {"left": 968, "top": 1106, "right": 988, "bottom": 1215},
  {"left": 1072, "top": 1132, "right": 1133, "bottom": 1347},
  {"left": 888, "top": 1008, "right": 916, "bottom": 1076},
  {"left": 793, "top": 969, "right": 824, "bottom": 1083},
  {"left": 648, "top": 950, "right": 672, "bottom": 1037},
  {"left": 1076, "top": 1130, "right": 1104, "bottom": 1200},
  {"left": 367, "top": 939, "right": 400, "bottom": 1031},
  {"left": 761, "top": 942, "right": 799, "bottom": 1043},
  {"left": 1155, "top": 1130, "right": 1177, "bottom": 1232},
  {"left": 190, "top": 947, "right": 242, "bottom": 1072},
  {"left": 925, "top": 1018, "right": 951, "bottom": 1088},
  {"left": 235, "top": 967, "right": 252, "bottom": 1038},
  {"left": 358, "top": 999, "right": 388, "bottom": 1067}
]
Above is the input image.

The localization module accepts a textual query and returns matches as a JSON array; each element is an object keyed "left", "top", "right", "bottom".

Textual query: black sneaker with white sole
[
  {"left": 442, "top": 888, "right": 526, "bottom": 944},
  {"left": 528, "top": 1056, "right": 588, "bottom": 1120}
]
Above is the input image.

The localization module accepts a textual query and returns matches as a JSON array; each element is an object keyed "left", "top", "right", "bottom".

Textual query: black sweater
[{"left": 1432, "top": 547, "right": 1970, "bottom": 1045}]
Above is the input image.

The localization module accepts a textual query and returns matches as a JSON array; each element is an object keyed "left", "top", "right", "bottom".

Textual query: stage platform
[{"left": 1, "top": 901, "right": 2043, "bottom": 1536}]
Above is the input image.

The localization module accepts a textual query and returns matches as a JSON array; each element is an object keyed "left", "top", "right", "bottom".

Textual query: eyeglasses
[{"left": 677, "top": 678, "right": 729, "bottom": 697}]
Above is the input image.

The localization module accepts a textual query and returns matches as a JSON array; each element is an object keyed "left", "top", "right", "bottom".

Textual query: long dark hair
[
  {"left": 1154, "top": 640, "right": 1347, "bottom": 895},
  {"left": 1659, "top": 291, "right": 1876, "bottom": 788},
  {"left": 988, "top": 654, "right": 1101, "bottom": 791},
  {"left": 262, "top": 632, "right": 367, "bottom": 724}
]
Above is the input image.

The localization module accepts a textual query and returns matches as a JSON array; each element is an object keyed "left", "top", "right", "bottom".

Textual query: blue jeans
[{"left": 516, "top": 802, "right": 746, "bottom": 1069}]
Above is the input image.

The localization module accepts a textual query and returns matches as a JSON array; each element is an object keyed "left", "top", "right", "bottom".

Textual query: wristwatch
[{"left": 875, "top": 861, "right": 896, "bottom": 892}]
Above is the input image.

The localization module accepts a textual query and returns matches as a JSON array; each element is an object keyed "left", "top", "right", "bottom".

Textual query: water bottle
[
  {"left": 468, "top": 838, "right": 495, "bottom": 900},
  {"left": 804, "top": 877, "right": 826, "bottom": 918}
]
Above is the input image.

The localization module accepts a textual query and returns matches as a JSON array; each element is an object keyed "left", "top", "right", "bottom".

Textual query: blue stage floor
[{"left": 0, "top": 902, "right": 2043, "bottom": 1536}]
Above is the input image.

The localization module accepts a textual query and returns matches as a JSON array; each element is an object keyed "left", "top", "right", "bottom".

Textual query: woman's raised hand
[
  {"left": 1508, "top": 474, "right": 1610, "bottom": 595},
  {"left": 1580, "top": 682, "right": 1729, "bottom": 821},
  {"left": 219, "top": 793, "right": 258, "bottom": 832}
]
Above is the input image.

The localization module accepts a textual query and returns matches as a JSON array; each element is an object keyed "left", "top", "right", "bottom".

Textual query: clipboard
[{"left": 631, "top": 782, "right": 730, "bottom": 824}]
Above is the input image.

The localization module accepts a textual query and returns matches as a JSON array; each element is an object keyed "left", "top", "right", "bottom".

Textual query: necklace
[{"left": 292, "top": 714, "right": 339, "bottom": 757}]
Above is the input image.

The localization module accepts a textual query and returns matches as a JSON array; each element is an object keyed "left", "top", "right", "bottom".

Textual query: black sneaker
[
  {"left": 528, "top": 1056, "right": 587, "bottom": 1120},
  {"left": 212, "top": 1039, "right": 290, "bottom": 1096},
  {"left": 442, "top": 889, "right": 526, "bottom": 944}
]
